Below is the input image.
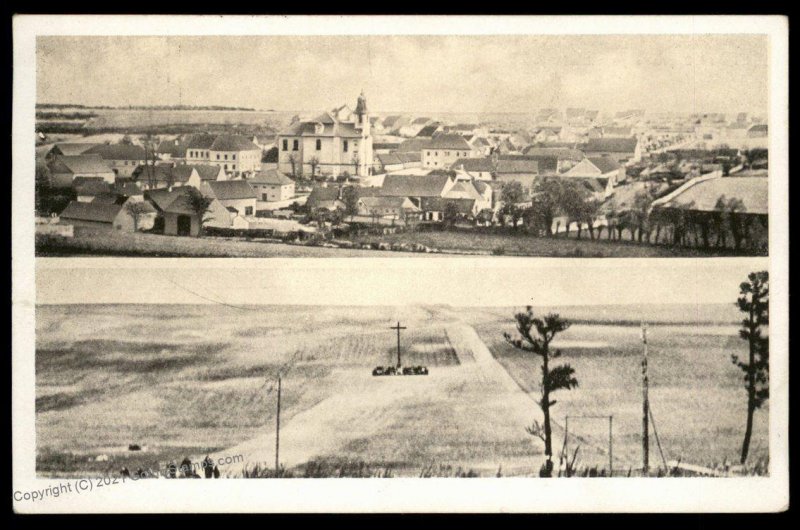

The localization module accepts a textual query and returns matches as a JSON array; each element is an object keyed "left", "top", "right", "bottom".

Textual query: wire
[
  {"left": 648, "top": 405, "right": 669, "bottom": 471},
  {"left": 168, "top": 278, "right": 252, "bottom": 311}
]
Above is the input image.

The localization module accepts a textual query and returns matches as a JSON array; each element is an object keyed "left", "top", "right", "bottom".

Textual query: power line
[{"left": 168, "top": 278, "right": 252, "bottom": 311}]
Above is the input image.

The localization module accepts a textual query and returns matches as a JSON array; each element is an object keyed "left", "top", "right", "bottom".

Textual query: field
[
  {"left": 35, "top": 303, "right": 768, "bottom": 477},
  {"left": 36, "top": 226, "right": 746, "bottom": 259},
  {"left": 352, "top": 230, "right": 760, "bottom": 258}
]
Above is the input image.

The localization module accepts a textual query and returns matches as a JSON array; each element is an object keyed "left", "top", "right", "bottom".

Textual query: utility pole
[
  {"left": 641, "top": 322, "right": 649, "bottom": 476},
  {"left": 275, "top": 374, "right": 281, "bottom": 474},
  {"left": 609, "top": 415, "right": 613, "bottom": 477},
  {"left": 390, "top": 322, "right": 406, "bottom": 367}
]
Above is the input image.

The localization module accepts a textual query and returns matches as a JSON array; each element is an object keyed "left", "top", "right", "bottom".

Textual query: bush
[{"left": 492, "top": 246, "right": 506, "bottom": 256}]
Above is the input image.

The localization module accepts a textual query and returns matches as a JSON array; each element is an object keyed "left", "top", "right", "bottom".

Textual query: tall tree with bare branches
[{"left": 504, "top": 307, "right": 577, "bottom": 475}]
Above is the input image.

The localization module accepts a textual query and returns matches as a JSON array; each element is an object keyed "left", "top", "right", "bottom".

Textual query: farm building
[
  {"left": 451, "top": 157, "right": 494, "bottom": 180},
  {"left": 48, "top": 155, "right": 116, "bottom": 188},
  {"left": 135, "top": 164, "right": 202, "bottom": 190},
  {"left": 149, "top": 187, "right": 232, "bottom": 236},
  {"left": 58, "top": 198, "right": 155, "bottom": 232}
]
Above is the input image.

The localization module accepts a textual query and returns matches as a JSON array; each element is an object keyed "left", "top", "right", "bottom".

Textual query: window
[
  {"left": 292, "top": 140, "right": 299, "bottom": 151},
  {"left": 233, "top": 165, "right": 236, "bottom": 170},
  {"left": 217, "top": 154, "right": 220, "bottom": 160},
  {"left": 224, "top": 164, "right": 228, "bottom": 170},
  {"left": 435, "top": 152, "right": 438, "bottom": 156},
  {"left": 224, "top": 154, "right": 228, "bottom": 160},
  {"left": 343, "top": 140, "right": 349, "bottom": 153},
  {"left": 282, "top": 139, "right": 288, "bottom": 151},
  {"left": 232, "top": 154, "right": 236, "bottom": 160},
  {"left": 316, "top": 139, "right": 321, "bottom": 150},
  {"left": 445, "top": 151, "right": 450, "bottom": 156},
  {"left": 427, "top": 151, "right": 431, "bottom": 156},
  {"left": 245, "top": 206, "right": 253, "bottom": 216},
  {"left": 262, "top": 193, "right": 267, "bottom": 201}
]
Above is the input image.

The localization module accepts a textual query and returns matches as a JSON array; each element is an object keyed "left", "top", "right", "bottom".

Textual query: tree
[
  {"left": 732, "top": 271, "right": 769, "bottom": 464},
  {"left": 351, "top": 153, "right": 360, "bottom": 177},
  {"left": 630, "top": 189, "right": 655, "bottom": 242},
  {"left": 500, "top": 182, "right": 525, "bottom": 230},
  {"left": 124, "top": 201, "right": 152, "bottom": 232},
  {"left": 341, "top": 186, "right": 360, "bottom": 221},
  {"left": 35, "top": 160, "right": 51, "bottom": 214},
  {"left": 476, "top": 208, "right": 495, "bottom": 227},
  {"left": 558, "top": 181, "right": 587, "bottom": 239},
  {"left": 287, "top": 153, "right": 298, "bottom": 178},
  {"left": 185, "top": 188, "right": 214, "bottom": 237},
  {"left": 138, "top": 133, "right": 161, "bottom": 190},
  {"left": 531, "top": 180, "right": 561, "bottom": 237},
  {"left": 120, "top": 134, "right": 133, "bottom": 145},
  {"left": 504, "top": 307, "right": 577, "bottom": 474},
  {"left": 309, "top": 156, "right": 320, "bottom": 177},
  {"left": 442, "top": 201, "right": 460, "bottom": 227},
  {"left": 579, "top": 197, "right": 601, "bottom": 240}
]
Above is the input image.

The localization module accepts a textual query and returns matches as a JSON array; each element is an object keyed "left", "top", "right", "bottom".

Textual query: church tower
[{"left": 354, "top": 90, "right": 372, "bottom": 176}]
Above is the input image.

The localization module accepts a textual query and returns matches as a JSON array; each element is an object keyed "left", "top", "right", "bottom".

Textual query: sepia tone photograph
[
  {"left": 33, "top": 33, "right": 769, "bottom": 258},
  {"left": 33, "top": 261, "right": 771, "bottom": 480},
  {"left": 13, "top": 15, "right": 788, "bottom": 514}
]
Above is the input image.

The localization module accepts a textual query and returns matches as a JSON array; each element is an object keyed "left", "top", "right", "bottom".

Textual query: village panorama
[{"left": 34, "top": 92, "right": 769, "bottom": 258}]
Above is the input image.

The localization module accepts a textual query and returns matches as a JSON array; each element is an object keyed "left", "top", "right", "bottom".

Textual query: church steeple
[{"left": 355, "top": 89, "right": 368, "bottom": 116}]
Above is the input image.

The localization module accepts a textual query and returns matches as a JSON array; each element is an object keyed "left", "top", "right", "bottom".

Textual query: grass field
[
  {"left": 352, "top": 230, "right": 759, "bottom": 258},
  {"left": 35, "top": 303, "right": 768, "bottom": 477},
  {"left": 36, "top": 226, "right": 749, "bottom": 258}
]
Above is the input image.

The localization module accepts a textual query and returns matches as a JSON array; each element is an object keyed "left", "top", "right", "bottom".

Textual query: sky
[
  {"left": 36, "top": 34, "right": 768, "bottom": 114},
  {"left": 36, "top": 258, "right": 768, "bottom": 307}
]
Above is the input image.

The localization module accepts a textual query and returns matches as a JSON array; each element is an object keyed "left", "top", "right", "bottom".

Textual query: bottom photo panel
[{"left": 27, "top": 258, "right": 778, "bottom": 489}]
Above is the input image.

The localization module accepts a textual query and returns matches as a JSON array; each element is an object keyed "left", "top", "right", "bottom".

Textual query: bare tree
[
  {"left": 504, "top": 307, "right": 577, "bottom": 475},
  {"left": 124, "top": 201, "right": 152, "bottom": 232},
  {"left": 309, "top": 156, "right": 320, "bottom": 177},
  {"left": 732, "top": 271, "right": 769, "bottom": 464},
  {"left": 138, "top": 134, "right": 161, "bottom": 190},
  {"left": 287, "top": 153, "right": 298, "bottom": 178}
]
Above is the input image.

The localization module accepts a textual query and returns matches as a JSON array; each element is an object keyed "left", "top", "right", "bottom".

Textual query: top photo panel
[{"left": 34, "top": 33, "right": 771, "bottom": 258}]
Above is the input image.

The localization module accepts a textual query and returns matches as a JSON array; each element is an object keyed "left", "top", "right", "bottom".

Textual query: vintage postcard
[{"left": 12, "top": 15, "right": 788, "bottom": 513}]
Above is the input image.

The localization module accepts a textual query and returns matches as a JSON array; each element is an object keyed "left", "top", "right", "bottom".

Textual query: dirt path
[{"left": 215, "top": 323, "right": 543, "bottom": 476}]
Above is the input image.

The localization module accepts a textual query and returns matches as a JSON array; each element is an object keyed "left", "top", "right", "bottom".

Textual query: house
[
  {"left": 306, "top": 185, "right": 346, "bottom": 211},
  {"left": 442, "top": 179, "right": 492, "bottom": 214},
  {"left": 277, "top": 91, "right": 373, "bottom": 178},
  {"left": 376, "top": 153, "right": 405, "bottom": 173},
  {"left": 418, "top": 197, "right": 478, "bottom": 222},
  {"left": 381, "top": 115, "right": 410, "bottom": 134},
  {"left": 398, "top": 117, "right": 432, "bottom": 138},
  {"left": 747, "top": 124, "right": 768, "bottom": 138},
  {"left": 184, "top": 133, "right": 262, "bottom": 177},
  {"left": 82, "top": 144, "right": 146, "bottom": 177},
  {"left": 493, "top": 155, "right": 556, "bottom": 195},
  {"left": 186, "top": 164, "right": 228, "bottom": 184},
  {"left": 451, "top": 157, "right": 494, "bottom": 180},
  {"left": 563, "top": 156, "right": 625, "bottom": 191},
  {"left": 422, "top": 134, "right": 476, "bottom": 169},
  {"left": 416, "top": 122, "right": 443, "bottom": 138},
  {"left": 249, "top": 168, "right": 296, "bottom": 204},
  {"left": 72, "top": 177, "right": 112, "bottom": 202},
  {"left": 601, "top": 126, "right": 632, "bottom": 138},
  {"left": 559, "top": 157, "right": 623, "bottom": 199},
  {"left": 521, "top": 147, "right": 586, "bottom": 172},
  {"left": 378, "top": 173, "right": 456, "bottom": 211},
  {"left": 357, "top": 196, "right": 420, "bottom": 219},
  {"left": 395, "top": 137, "right": 432, "bottom": 155},
  {"left": 135, "top": 165, "right": 202, "bottom": 190},
  {"left": 148, "top": 186, "right": 232, "bottom": 236},
  {"left": 469, "top": 136, "right": 494, "bottom": 156},
  {"left": 45, "top": 143, "right": 102, "bottom": 160},
  {"left": 48, "top": 155, "right": 116, "bottom": 188},
  {"left": 204, "top": 180, "right": 257, "bottom": 217},
  {"left": 584, "top": 137, "right": 641, "bottom": 164},
  {"left": 156, "top": 138, "right": 188, "bottom": 160},
  {"left": 58, "top": 199, "right": 155, "bottom": 232}
]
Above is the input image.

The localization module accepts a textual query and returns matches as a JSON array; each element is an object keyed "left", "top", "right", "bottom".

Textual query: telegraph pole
[
  {"left": 390, "top": 322, "right": 407, "bottom": 367},
  {"left": 275, "top": 374, "right": 281, "bottom": 474},
  {"left": 641, "top": 322, "right": 649, "bottom": 476},
  {"left": 609, "top": 415, "right": 613, "bottom": 477}
]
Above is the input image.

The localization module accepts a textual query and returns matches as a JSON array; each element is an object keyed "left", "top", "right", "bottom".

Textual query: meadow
[{"left": 35, "top": 303, "right": 767, "bottom": 477}]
